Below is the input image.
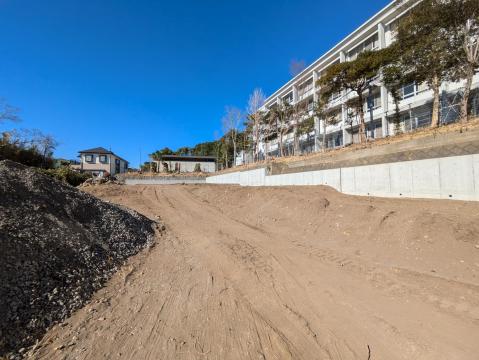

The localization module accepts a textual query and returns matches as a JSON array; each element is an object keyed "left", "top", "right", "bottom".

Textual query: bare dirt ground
[{"left": 30, "top": 184, "right": 479, "bottom": 360}]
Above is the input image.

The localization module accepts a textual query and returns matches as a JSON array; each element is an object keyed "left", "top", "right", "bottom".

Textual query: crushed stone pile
[{"left": 0, "top": 160, "right": 156, "bottom": 358}]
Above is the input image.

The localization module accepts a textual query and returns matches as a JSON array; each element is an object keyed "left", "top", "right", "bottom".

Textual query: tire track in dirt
[{"left": 30, "top": 184, "right": 479, "bottom": 360}]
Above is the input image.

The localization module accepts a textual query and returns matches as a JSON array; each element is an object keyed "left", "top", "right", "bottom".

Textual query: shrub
[
  {"left": 194, "top": 163, "right": 202, "bottom": 172},
  {"left": 40, "top": 167, "right": 91, "bottom": 187}
]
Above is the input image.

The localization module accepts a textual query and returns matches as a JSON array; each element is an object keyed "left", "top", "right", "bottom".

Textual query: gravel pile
[{"left": 0, "top": 160, "right": 156, "bottom": 358}]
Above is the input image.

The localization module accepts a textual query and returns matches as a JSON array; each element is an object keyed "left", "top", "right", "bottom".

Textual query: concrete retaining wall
[
  {"left": 206, "top": 154, "right": 479, "bottom": 201},
  {"left": 124, "top": 177, "right": 206, "bottom": 185}
]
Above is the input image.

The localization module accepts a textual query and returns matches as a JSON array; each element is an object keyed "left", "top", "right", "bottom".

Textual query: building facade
[
  {"left": 258, "top": 0, "right": 479, "bottom": 158},
  {"left": 155, "top": 155, "right": 216, "bottom": 173},
  {"left": 77, "top": 147, "right": 129, "bottom": 177}
]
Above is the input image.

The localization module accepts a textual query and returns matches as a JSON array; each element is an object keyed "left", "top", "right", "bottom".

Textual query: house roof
[
  {"left": 79, "top": 147, "right": 113, "bottom": 154},
  {"left": 78, "top": 147, "right": 128, "bottom": 163},
  {"left": 159, "top": 155, "right": 216, "bottom": 163}
]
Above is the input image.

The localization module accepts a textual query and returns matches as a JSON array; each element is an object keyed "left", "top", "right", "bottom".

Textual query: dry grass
[{"left": 216, "top": 117, "right": 479, "bottom": 175}]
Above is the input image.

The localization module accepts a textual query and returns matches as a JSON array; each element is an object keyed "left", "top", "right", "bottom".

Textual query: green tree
[
  {"left": 312, "top": 97, "right": 341, "bottom": 151},
  {"left": 318, "top": 50, "right": 385, "bottom": 143},
  {"left": 297, "top": 116, "right": 314, "bottom": 136},
  {"left": 150, "top": 147, "right": 174, "bottom": 161},
  {"left": 394, "top": 0, "right": 458, "bottom": 128},
  {"left": 140, "top": 161, "right": 157, "bottom": 172},
  {"left": 442, "top": 0, "right": 479, "bottom": 122},
  {"left": 268, "top": 102, "right": 289, "bottom": 157},
  {"left": 175, "top": 146, "right": 191, "bottom": 155},
  {"left": 289, "top": 100, "right": 309, "bottom": 155}
]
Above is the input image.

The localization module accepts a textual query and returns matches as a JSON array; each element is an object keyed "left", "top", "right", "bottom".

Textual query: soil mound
[{"left": 0, "top": 160, "right": 156, "bottom": 357}]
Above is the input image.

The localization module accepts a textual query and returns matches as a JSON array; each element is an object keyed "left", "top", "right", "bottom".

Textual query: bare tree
[
  {"left": 222, "top": 106, "right": 242, "bottom": 168},
  {"left": 247, "top": 88, "right": 266, "bottom": 162},
  {"left": 289, "top": 59, "right": 306, "bottom": 77},
  {"left": 31, "top": 130, "right": 59, "bottom": 168},
  {"left": 0, "top": 99, "right": 20, "bottom": 124}
]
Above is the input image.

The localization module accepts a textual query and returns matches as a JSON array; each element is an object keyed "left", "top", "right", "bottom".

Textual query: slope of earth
[
  {"left": 31, "top": 184, "right": 479, "bottom": 360},
  {"left": 0, "top": 161, "right": 156, "bottom": 358}
]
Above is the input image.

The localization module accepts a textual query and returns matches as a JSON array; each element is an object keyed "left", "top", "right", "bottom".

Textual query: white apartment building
[{"left": 259, "top": 0, "right": 479, "bottom": 158}]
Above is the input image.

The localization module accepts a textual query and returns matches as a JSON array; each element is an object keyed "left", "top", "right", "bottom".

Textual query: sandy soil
[{"left": 30, "top": 184, "right": 479, "bottom": 360}]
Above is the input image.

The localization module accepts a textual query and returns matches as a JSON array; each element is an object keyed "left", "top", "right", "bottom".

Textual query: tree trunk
[
  {"left": 322, "top": 121, "right": 327, "bottom": 153},
  {"left": 390, "top": 88, "right": 401, "bottom": 135},
  {"left": 430, "top": 75, "right": 440, "bottom": 128},
  {"left": 279, "top": 131, "right": 284, "bottom": 157},
  {"left": 394, "top": 97, "right": 401, "bottom": 134},
  {"left": 460, "top": 66, "right": 474, "bottom": 123},
  {"left": 358, "top": 94, "right": 367, "bottom": 143},
  {"left": 350, "top": 122, "right": 354, "bottom": 144},
  {"left": 254, "top": 134, "right": 258, "bottom": 162},
  {"left": 232, "top": 141, "right": 236, "bottom": 167},
  {"left": 293, "top": 121, "right": 300, "bottom": 155}
]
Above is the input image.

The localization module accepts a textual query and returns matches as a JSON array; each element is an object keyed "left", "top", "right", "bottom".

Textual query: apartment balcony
[{"left": 298, "top": 88, "right": 314, "bottom": 102}]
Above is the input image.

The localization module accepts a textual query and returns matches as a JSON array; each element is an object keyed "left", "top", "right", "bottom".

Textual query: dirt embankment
[
  {"left": 0, "top": 161, "right": 157, "bottom": 358},
  {"left": 30, "top": 183, "right": 479, "bottom": 360}
]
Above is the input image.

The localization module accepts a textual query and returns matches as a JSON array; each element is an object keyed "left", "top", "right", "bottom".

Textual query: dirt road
[{"left": 31, "top": 185, "right": 479, "bottom": 360}]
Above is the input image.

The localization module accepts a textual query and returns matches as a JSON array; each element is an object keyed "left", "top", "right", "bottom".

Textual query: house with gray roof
[{"left": 77, "top": 147, "right": 129, "bottom": 177}]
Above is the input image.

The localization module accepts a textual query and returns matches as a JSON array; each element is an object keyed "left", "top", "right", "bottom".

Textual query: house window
[
  {"left": 99, "top": 155, "right": 108, "bottom": 163},
  {"left": 124, "top": 162, "right": 128, "bottom": 171},
  {"left": 84, "top": 154, "right": 94, "bottom": 163}
]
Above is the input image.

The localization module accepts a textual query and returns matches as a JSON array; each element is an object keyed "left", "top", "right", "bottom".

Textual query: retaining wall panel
[
  {"left": 389, "top": 162, "right": 414, "bottom": 197},
  {"left": 439, "top": 155, "right": 475, "bottom": 199},
  {"left": 341, "top": 167, "right": 356, "bottom": 194},
  {"left": 354, "top": 166, "right": 371, "bottom": 195},
  {"left": 369, "top": 164, "right": 391, "bottom": 195},
  {"left": 322, "top": 169, "right": 341, "bottom": 191},
  {"left": 412, "top": 159, "right": 441, "bottom": 197},
  {"left": 206, "top": 154, "right": 479, "bottom": 201}
]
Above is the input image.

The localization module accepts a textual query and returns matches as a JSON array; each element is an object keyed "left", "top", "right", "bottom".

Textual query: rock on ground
[{"left": 0, "top": 160, "right": 156, "bottom": 357}]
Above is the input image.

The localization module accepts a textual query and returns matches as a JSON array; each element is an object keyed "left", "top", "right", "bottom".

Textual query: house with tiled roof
[{"left": 77, "top": 147, "right": 129, "bottom": 177}]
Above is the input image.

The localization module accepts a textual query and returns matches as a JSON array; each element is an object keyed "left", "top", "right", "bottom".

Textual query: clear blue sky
[{"left": 0, "top": 0, "right": 389, "bottom": 167}]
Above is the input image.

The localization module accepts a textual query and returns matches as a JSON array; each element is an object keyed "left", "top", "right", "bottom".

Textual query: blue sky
[{"left": 0, "top": 0, "right": 389, "bottom": 167}]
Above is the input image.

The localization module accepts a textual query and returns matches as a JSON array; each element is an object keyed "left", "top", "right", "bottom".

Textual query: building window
[
  {"left": 298, "top": 79, "right": 314, "bottom": 98},
  {"left": 364, "top": 34, "right": 379, "bottom": 51},
  {"left": 85, "top": 154, "right": 94, "bottom": 163},
  {"left": 283, "top": 93, "right": 293, "bottom": 104},
  {"left": 402, "top": 83, "right": 417, "bottom": 99},
  {"left": 307, "top": 98, "right": 314, "bottom": 111},
  {"left": 364, "top": 91, "right": 381, "bottom": 111},
  {"left": 348, "top": 34, "right": 379, "bottom": 60},
  {"left": 99, "top": 155, "right": 108, "bottom": 163},
  {"left": 330, "top": 91, "right": 341, "bottom": 101}
]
